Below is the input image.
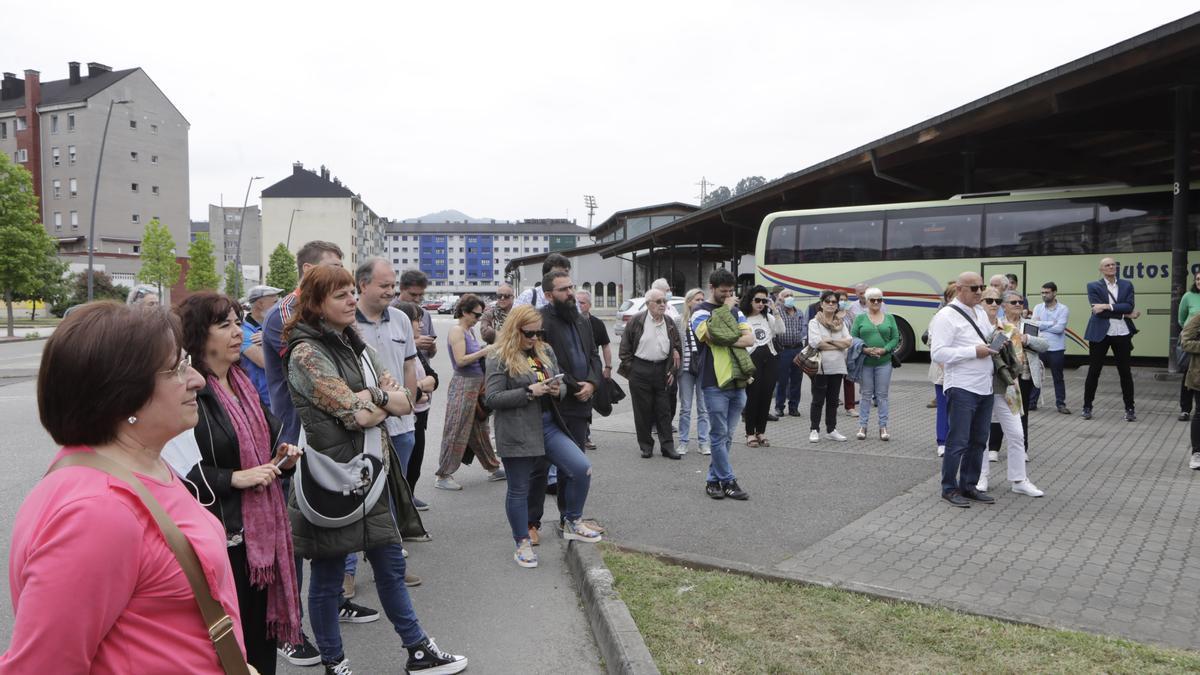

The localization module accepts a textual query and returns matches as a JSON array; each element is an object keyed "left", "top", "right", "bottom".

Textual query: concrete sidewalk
[{"left": 588, "top": 363, "right": 1200, "bottom": 652}]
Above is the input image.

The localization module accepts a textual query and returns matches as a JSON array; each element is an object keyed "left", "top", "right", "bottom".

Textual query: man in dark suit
[
  {"left": 619, "top": 289, "right": 683, "bottom": 459},
  {"left": 1082, "top": 257, "right": 1141, "bottom": 421}
]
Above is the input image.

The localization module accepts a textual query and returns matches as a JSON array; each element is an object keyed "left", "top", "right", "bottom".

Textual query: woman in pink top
[{"left": 1, "top": 303, "right": 248, "bottom": 674}]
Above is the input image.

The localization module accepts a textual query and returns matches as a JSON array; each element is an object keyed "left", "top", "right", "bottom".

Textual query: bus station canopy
[{"left": 599, "top": 12, "right": 1200, "bottom": 260}]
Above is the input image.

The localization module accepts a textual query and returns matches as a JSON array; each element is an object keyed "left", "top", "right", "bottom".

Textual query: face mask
[
  {"left": 839, "top": 301, "right": 851, "bottom": 310},
  {"left": 783, "top": 298, "right": 795, "bottom": 308}
]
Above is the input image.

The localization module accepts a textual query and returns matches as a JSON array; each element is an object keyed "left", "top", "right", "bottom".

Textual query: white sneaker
[
  {"left": 434, "top": 476, "right": 462, "bottom": 491},
  {"left": 825, "top": 430, "right": 848, "bottom": 442},
  {"left": 937, "top": 445, "right": 945, "bottom": 457},
  {"left": 809, "top": 430, "right": 819, "bottom": 443},
  {"left": 976, "top": 477, "right": 988, "bottom": 492},
  {"left": 988, "top": 451, "right": 999, "bottom": 462},
  {"left": 1011, "top": 480, "right": 1044, "bottom": 497},
  {"left": 1191, "top": 452, "right": 1200, "bottom": 470},
  {"left": 699, "top": 444, "right": 711, "bottom": 455}
]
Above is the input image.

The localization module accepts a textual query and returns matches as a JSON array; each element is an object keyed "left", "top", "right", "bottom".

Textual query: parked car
[
  {"left": 613, "top": 296, "right": 686, "bottom": 338},
  {"left": 422, "top": 300, "right": 443, "bottom": 311},
  {"left": 437, "top": 295, "right": 460, "bottom": 314}
]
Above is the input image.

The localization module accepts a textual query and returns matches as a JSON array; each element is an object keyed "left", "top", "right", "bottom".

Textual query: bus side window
[
  {"left": 886, "top": 205, "right": 981, "bottom": 260},
  {"left": 983, "top": 200, "right": 1093, "bottom": 257},
  {"left": 794, "top": 213, "right": 884, "bottom": 264}
]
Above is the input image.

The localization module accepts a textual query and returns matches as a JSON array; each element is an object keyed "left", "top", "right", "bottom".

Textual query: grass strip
[{"left": 604, "top": 548, "right": 1200, "bottom": 674}]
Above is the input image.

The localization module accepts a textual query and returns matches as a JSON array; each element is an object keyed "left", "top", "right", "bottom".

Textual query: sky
[{"left": 6, "top": 1, "right": 1197, "bottom": 225}]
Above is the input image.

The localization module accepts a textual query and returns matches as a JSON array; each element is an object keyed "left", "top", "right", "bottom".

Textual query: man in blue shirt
[
  {"left": 1030, "top": 282, "right": 1071, "bottom": 414},
  {"left": 240, "top": 285, "right": 281, "bottom": 407}
]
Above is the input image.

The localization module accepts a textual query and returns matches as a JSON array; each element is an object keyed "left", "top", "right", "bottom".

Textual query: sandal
[
  {"left": 746, "top": 436, "right": 760, "bottom": 448},
  {"left": 757, "top": 435, "right": 770, "bottom": 447}
]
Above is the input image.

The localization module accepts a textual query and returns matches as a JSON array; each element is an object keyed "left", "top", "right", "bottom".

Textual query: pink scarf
[{"left": 207, "top": 367, "right": 300, "bottom": 643}]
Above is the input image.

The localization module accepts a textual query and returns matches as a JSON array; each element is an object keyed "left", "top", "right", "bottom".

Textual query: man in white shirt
[
  {"left": 618, "top": 289, "right": 682, "bottom": 459},
  {"left": 1082, "top": 257, "right": 1140, "bottom": 421},
  {"left": 929, "top": 272, "right": 999, "bottom": 508}
]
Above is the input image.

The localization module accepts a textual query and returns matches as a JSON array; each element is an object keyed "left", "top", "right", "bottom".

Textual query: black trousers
[
  {"left": 1181, "top": 378, "right": 1193, "bottom": 415},
  {"left": 229, "top": 543, "right": 277, "bottom": 675},
  {"left": 529, "top": 414, "right": 589, "bottom": 527},
  {"left": 1191, "top": 390, "right": 1200, "bottom": 451},
  {"left": 1082, "top": 334, "right": 1135, "bottom": 411},
  {"left": 406, "top": 409, "right": 429, "bottom": 492},
  {"left": 810, "top": 373, "right": 844, "bottom": 433},
  {"left": 989, "top": 377, "right": 1033, "bottom": 455},
  {"left": 745, "top": 348, "right": 779, "bottom": 436},
  {"left": 629, "top": 358, "right": 676, "bottom": 455}
]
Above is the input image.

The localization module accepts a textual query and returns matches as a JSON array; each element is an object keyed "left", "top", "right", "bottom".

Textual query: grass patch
[{"left": 604, "top": 548, "right": 1200, "bottom": 674}]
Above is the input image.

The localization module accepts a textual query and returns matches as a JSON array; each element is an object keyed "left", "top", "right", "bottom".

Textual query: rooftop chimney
[
  {"left": 1, "top": 73, "right": 22, "bottom": 101},
  {"left": 86, "top": 62, "right": 112, "bottom": 78},
  {"left": 68, "top": 61, "right": 81, "bottom": 85},
  {"left": 292, "top": 161, "right": 304, "bottom": 175},
  {"left": 320, "top": 165, "right": 330, "bottom": 180}
]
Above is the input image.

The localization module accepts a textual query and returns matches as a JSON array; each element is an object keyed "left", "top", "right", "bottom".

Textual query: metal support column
[
  {"left": 696, "top": 244, "right": 703, "bottom": 290},
  {"left": 962, "top": 150, "right": 976, "bottom": 194},
  {"left": 631, "top": 250, "right": 638, "bottom": 297},
  {"left": 731, "top": 230, "right": 738, "bottom": 277},
  {"left": 1168, "top": 85, "right": 1193, "bottom": 373},
  {"left": 670, "top": 245, "right": 676, "bottom": 290}
]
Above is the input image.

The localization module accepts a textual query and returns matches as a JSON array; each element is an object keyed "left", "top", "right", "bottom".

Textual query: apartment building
[
  {"left": 0, "top": 61, "right": 189, "bottom": 282},
  {"left": 207, "top": 204, "right": 262, "bottom": 281}
]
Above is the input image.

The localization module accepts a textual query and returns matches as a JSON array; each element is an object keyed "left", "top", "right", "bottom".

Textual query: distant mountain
[{"left": 402, "top": 210, "right": 496, "bottom": 223}]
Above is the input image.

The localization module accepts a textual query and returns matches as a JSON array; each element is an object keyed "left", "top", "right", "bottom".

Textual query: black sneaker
[
  {"left": 961, "top": 490, "right": 995, "bottom": 504},
  {"left": 413, "top": 497, "right": 430, "bottom": 511},
  {"left": 338, "top": 599, "right": 380, "bottom": 623},
  {"left": 766, "top": 412, "right": 780, "bottom": 422},
  {"left": 1057, "top": 405, "right": 1071, "bottom": 415},
  {"left": 721, "top": 480, "right": 749, "bottom": 500},
  {"left": 788, "top": 409, "right": 803, "bottom": 417},
  {"left": 1125, "top": 409, "right": 1137, "bottom": 422},
  {"left": 406, "top": 637, "right": 468, "bottom": 674},
  {"left": 942, "top": 490, "right": 970, "bottom": 508},
  {"left": 705, "top": 480, "right": 725, "bottom": 499},
  {"left": 278, "top": 632, "right": 322, "bottom": 666},
  {"left": 323, "top": 657, "right": 353, "bottom": 675},
  {"left": 1081, "top": 408, "right": 1093, "bottom": 420}
]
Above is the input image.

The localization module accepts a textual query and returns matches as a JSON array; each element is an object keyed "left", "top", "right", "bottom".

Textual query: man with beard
[
  {"left": 529, "top": 270, "right": 604, "bottom": 538},
  {"left": 480, "top": 283, "right": 515, "bottom": 344}
]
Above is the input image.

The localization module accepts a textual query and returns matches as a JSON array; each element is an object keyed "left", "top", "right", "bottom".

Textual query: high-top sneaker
[
  {"left": 323, "top": 657, "right": 353, "bottom": 675},
  {"left": 406, "top": 637, "right": 468, "bottom": 674}
]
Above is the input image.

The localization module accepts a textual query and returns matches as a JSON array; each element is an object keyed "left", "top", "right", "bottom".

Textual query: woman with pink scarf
[{"left": 176, "top": 292, "right": 302, "bottom": 675}]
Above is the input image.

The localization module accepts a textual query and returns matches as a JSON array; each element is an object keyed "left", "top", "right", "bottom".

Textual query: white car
[{"left": 613, "top": 296, "right": 686, "bottom": 338}]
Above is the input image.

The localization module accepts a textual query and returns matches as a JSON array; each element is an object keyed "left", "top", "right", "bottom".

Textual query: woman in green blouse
[
  {"left": 1176, "top": 271, "right": 1200, "bottom": 421},
  {"left": 850, "top": 287, "right": 899, "bottom": 441}
]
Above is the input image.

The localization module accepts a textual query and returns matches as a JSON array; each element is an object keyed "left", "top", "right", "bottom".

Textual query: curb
[{"left": 566, "top": 541, "right": 660, "bottom": 675}]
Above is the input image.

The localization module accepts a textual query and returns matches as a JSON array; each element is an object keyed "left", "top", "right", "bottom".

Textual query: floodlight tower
[{"left": 583, "top": 195, "right": 598, "bottom": 228}]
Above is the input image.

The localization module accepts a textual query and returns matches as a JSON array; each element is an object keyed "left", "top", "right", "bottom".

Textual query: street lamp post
[
  {"left": 86, "top": 98, "right": 132, "bottom": 301},
  {"left": 285, "top": 208, "right": 303, "bottom": 250},
  {"left": 232, "top": 176, "right": 263, "bottom": 294}
]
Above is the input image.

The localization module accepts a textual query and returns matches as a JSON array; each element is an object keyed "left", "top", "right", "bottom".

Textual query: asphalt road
[{"left": 0, "top": 317, "right": 602, "bottom": 674}]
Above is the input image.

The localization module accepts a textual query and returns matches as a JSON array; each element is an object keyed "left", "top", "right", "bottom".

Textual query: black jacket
[
  {"left": 539, "top": 302, "right": 601, "bottom": 420},
  {"left": 188, "top": 376, "right": 286, "bottom": 536}
]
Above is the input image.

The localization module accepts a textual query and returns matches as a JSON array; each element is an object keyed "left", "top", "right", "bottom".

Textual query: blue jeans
[
  {"left": 1035, "top": 350, "right": 1066, "bottom": 407},
  {"left": 857, "top": 363, "right": 892, "bottom": 428},
  {"left": 774, "top": 347, "right": 804, "bottom": 412},
  {"left": 941, "top": 387, "right": 993, "bottom": 495},
  {"left": 702, "top": 386, "right": 746, "bottom": 483},
  {"left": 512, "top": 412, "right": 592, "bottom": 536},
  {"left": 390, "top": 431, "right": 416, "bottom": 478},
  {"left": 309, "top": 542, "right": 425, "bottom": 663},
  {"left": 677, "top": 370, "right": 710, "bottom": 446},
  {"left": 935, "top": 384, "right": 948, "bottom": 445}
]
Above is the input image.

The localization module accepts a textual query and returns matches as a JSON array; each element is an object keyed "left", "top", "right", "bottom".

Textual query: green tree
[
  {"left": 185, "top": 233, "right": 220, "bottom": 291},
  {"left": 16, "top": 255, "right": 70, "bottom": 320},
  {"left": 702, "top": 185, "right": 732, "bottom": 206},
  {"left": 265, "top": 243, "right": 298, "bottom": 293},
  {"left": 734, "top": 175, "right": 766, "bottom": 196},
  {"left": 0, "top": 153, "right": 58, "bottom": 337},
  {"left": 137, "top": 218, "right": 181, "bottom": 297},
  {"left": 224, "top": 262, "right": 244, "bottom": 299}
]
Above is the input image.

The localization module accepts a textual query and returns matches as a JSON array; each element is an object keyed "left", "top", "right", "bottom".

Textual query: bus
[{"left": 755, "top": 183, "right": 1200, "bottom": 360}]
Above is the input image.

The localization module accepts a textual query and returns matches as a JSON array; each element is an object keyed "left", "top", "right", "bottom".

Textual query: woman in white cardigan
[{"left": 807, "top": 290, "right": 852, "bottom": 443}]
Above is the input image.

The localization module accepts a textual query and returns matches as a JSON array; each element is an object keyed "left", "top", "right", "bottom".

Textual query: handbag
[
  {"left": 46, "top": 452, "right": 255, "bottom": 675},
  {"left": 794, "top": 345, "right": 821, "bottom": 376}
]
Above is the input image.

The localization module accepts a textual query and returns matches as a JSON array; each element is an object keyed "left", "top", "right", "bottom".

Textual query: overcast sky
[{"left": 8, "top": 1, "right": 1198, "bottom": 224}]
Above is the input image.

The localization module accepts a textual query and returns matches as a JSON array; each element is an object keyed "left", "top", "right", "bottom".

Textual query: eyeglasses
[
  {"left": 470, "top": 311, "right": 483, "bottom": 319},
  {"left": 752, "top": 298, "right": 768, "bottom": 304},
  {"left": 649, "top": 299, "right": 666, "bottom": 305},
  {"left": 161, "top": 352, "right": 192, "bottom": 382},
  {"left": 868, "top": 298, "right": 883, "bottom": 304},
  {"left": 1007, "top": 300, "right": 1025, "bottom": 306},
  {"left": 982, "top": 298, "right": 1001, "bottom": 305},
  {"left": 554, "top": 285, "right": 575, "bottom": 293},
  {"left": 521, "top": 329, "right": 546, "bottom": 339},
  {"left": 966, "top": 285, "right": 986, "bottom": 292},
  {"left": 496, "top": 294, "right": 514, "bottom": 299}
]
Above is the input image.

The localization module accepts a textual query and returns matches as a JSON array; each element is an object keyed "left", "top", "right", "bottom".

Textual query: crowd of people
[{"left": 7, "top": 241, "right": 1198, "bottom": 673}]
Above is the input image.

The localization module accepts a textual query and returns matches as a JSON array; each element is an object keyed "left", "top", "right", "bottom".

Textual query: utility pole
[
  {"left": 695, "top": 176, "right": 711, "bottom": 203},
  {"left": 583, "top": 195, "right": 598, "bottom": 229}
]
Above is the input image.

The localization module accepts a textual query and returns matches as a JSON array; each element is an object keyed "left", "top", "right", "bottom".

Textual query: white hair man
[
  {"left": 618, "top": 288, "right": 682, "bottom": 459},
  {"left": 650, "top": 278, "right": 681, "bottom": 320}
]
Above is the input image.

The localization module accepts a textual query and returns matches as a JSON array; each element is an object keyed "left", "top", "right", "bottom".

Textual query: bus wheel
[{"left": 893, "top": 316, "right": 916, "bottom": 363}]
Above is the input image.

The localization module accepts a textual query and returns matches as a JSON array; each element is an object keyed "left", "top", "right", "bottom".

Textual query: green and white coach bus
[{"left": 755, "top": 183, "right": 1200, "bottom": 359}]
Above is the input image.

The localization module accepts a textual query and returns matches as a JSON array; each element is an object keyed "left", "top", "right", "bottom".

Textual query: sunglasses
[
  {"left": 650, "top": 299, "right": 666, "bottom": 305},
  {"left": 521, "top": 329, "right": 546, "bottom": 339},
  {"left": 161, "top": 352, "right": 192, "bottom": 383},
  {"left": 868, "top": 298, "right": 883, "bottom": 304},
  {"left": 982, "top": 298, "right": 1001, "bottom": 305},
  {"left": 1008, "top": 300, "right": 1025, "bottom": 306},
  {"left": 752, "top": 298, "right": 768, "bottom": 304},
  {"left": 822, "top": 299, "right": 838, "bottom": 305},
  {"left": 471, "top": 311, "right": 483, "bottom": 319},
  {"left": 966, "top": 285, "right": 986, "bottom": 292},
  {"left": 496, "top": 294, "right": 514, "bottom": 299}
]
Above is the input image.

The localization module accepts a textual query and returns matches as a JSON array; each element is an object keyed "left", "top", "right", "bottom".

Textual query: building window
[
  {"left": 132, "top": 214, "right": 140, "bottom": 224},
  {"left": 50, "top": 115, "right": 59, "bottom": 134},
  {"left": 68, "top": 178, "right": 78, "bottom": 197},
  {"left": 16, "top": 149, "right": 27, "bottom": 163},
  {"left": 151, "top": 154, "right": 158, "bottom": 165},
  {"left": 0, "top": 121, "right": 6, "bottom": 139},
  {"left": 151, "top": 185, "right": 159, "bottom": 196},
  {"left": 52, "top": 179, "right": 61, "bottom": 198},
  {"left": 70, "top": 211, "right": 78, "bottom": 228},
  {"left": 150, "top": 123, "right": 158, "bottom": 134},
  {"left": 53, "top": 212, "right": 62, "bottom": 229},
  {"left": 67, "top": 113, "right": 75, "bottom": 131},
  {"left": 51, "top": 147, "right": 60, "bottom": 166},
  {"left": 131, "top": 182, "right": 139, "bottom": 193},
  {"left": 129, "top": 120, "right": 137, "bottom": 130},
  {"left": 130, "top": 151, "right": 139, "bottom": 161},
  {"left": 68, "top": 145, "right": 76, "bottom": 164},
  {"left": 133, "top": 244, "right": 141, "bottom": 254},
  {"left": 15, "top": 116, "right": 27, "bottom": 131}
]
